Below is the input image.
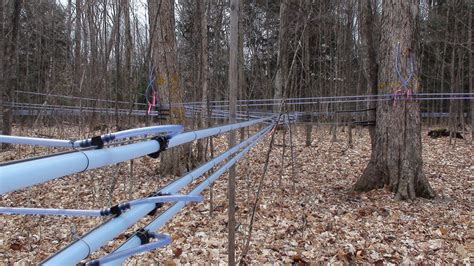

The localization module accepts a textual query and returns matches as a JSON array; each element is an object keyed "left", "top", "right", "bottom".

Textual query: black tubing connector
[
  {"left": 147, "top": 192, "right": 171, "bottom": 216},
  {"left": 148, "top": 136, "right": 170, "bottom": 159},
  {"left": 90, "top": 136, "right": 105, "bottom": 149},
  {"left": 100, "top": 203, "right": 131, "bottom": 217},
  {"left": 136, "top": 228, "right": 152, "bottom": 245}
]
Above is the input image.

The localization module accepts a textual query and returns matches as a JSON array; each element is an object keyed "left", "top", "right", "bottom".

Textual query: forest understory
[{"left": 0, "top": 124, "right": 472, "bottom": 264}]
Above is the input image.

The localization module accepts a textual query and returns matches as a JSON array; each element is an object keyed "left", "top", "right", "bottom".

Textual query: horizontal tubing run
[
  {"left": 0, "top": 117, "right": 272, "bottom": 195},
  {"left": 0, "top": 195, "right": 203, "bottom": 217},
  {"left": 0, "top": 125, "right": 183, "bottom": 148}
]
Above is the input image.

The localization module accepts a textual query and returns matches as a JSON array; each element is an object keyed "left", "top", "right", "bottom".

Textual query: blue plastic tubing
[
  {"left": 86, "top": 233, "right": 172, "bottom": 266},
  {"left": 0, "top": 125, "right": 184, "bottom": 148},
  {"left": 102, "top": 131, "right": 265, "bottom": 265},
  {"left": 0, "top": 117, "right": 273, "bottom": 195},
  {"left": 0, "top": 195, "right": 203, "bottom": 217},
  {"left": 40, "top": 124, "right": 273, "bottom": 265}
]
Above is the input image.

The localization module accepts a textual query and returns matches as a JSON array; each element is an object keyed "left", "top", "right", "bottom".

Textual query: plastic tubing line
[
  {"left": 168, "top": 116, "right": 273, "bottom": 147},
  {"left": 177, "top": 93, "right": 474, "bottom": 108},
  {"left": 86, "top": 233, "right": 171, "bottom": 266},
  {"left": 14, "top": 90, "right": 147, "bottom": 106},
  {"left": 0, "top": 195, "right": 203, "bottom": 217},
  {"left": 12, "top": 107, "right": 160, "bottom": 117},
  {"left": 127, "top": 195, "right": 203, "bottom": 207},
  {"left": 1, "top": 118, "right": 270, "bottom": 195},
  {"left": 102, "top": 132, "right": 266, "bottom": 266},
  {"left": 175, "top": 92, "right": 465, "bottom": 106},
  {"left": 40, "top": 125, "right": 272, "bottom": 265},
  {"left": 0, "top": 125, "right": 183, "bottom": 148},
  {"left": 0, "top": 140, "right": 160, "bottom": 195},
  {"left": 9, "top": 104, "right": 155, "bottom": 115},
  {"left": 0, "top": 207, "right": 102, "bottom": 217}
]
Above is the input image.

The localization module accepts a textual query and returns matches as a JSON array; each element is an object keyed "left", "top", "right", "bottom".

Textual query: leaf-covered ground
[{"left": 0, "top": 124, "right": 472, "bottom": 264}]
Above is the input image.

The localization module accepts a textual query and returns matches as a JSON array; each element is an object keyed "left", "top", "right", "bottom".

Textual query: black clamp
[
  {"left": 136, "top": 228, "right": 153, "bottom": 245},
  {"left": 100, "top": 203, "right": 131, "bottom": 217},
  {"left": 109, "top": 204, "right": 123, "bottom": 217},
  {"left": 148, "top": 136, "right": 170, "bottom": 158},
  {"left": 90, "top": 136, "right": 104, "bottom": 149},
  {"left": 147, "top": 191, "right": 171, "bottom": 216}
]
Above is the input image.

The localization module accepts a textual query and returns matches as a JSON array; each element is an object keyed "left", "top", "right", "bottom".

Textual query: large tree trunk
[
  {"left": 148, "top": 0, "right": 186, "bottom": 176},
  {"left": 353, "top": 0, "right": 435, "bottom": 200}
]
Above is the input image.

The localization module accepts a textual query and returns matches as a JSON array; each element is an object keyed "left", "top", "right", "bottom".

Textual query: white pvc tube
[
  {"left": 0, "top": 195, "right": 203, "bottom": 217},
  {"left": 0, "top": 140, "right": 160, "bottom": 195},
  {"left": 0, "top": 125, "right": 183, "bottom": 148},
  {"left": 0, "top": 207, "right": 102, "bottom": 217}
]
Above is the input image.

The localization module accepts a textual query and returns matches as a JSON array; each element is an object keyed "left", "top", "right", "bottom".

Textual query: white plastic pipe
[
  {"left": 0, "top": 125, "right": 183, "bottom": 148},
  {"left": 0, "top": 195, "right": 203, "bottom": 217},
  {"left": 0, "top": 140, "right": 161, "bottom": 194},
  {"left": 0, "top": 117, "right": 273, "bottom": 195}
]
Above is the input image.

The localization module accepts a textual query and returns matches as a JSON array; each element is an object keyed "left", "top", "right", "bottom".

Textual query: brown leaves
[
  {"left": 9, "top": 242, "right": 22, "bottom": 251},
  {"left": 1, "top": 126, "right": 472, "bottom": 264},
  {"left": 172, "top": 247, "right": 183, "bottom": 258}
]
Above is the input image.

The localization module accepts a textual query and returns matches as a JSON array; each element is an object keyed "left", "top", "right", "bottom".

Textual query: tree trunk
[
  {"left": 469, "top": 0, "right": 473, "bottom": 143},
  {"left": 238, "top": 0, "right": 246, "bottom": 142},
  {"left": 148, "top": 0, "right": 186, "bottom": 176},
  {"left": 114, "top": 2, "right": 122, "bottom": 129},
  {"left": 353, "top": 0, "right": 435, "bottom": 200},
  {"left": 274, "top": 0, "right": 288, "bottom": 112},
  {"left": 197, "top": 0, "right": 209, "bottom": 163},
  {"left": 228, "top": 0, "right": 239, "bottom": 264},
  {"left": 303, "top": 0, "right": 312, "bottom": 147},
  {"left": 2, "top": 0, "right": 22, "bottom": 150},
  {"left": 122, "top": 0, "right": 134, "bottom": 127},
  {"left": 0, "top": 0, "right": 4, "bottom": 134},
  {"left": 359, "top": 0, "right": 378, "bottom": 147}
]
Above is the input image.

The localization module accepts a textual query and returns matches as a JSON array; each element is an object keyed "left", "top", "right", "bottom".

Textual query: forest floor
[{"left": 0, "top": 124, "right": 472, "bottom": 264}]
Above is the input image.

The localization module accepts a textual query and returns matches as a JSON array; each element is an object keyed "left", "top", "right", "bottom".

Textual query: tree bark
[
  {"left": 199, "top": 0, "right": 209, "bottom": 159},
  {"left": 353, "top": 0, "right": 435, "bottom": 200},
  {"left": 148, "top": 0, "right": 186, "bottom": 176},
  {"left": 0, "top": 0, "right": 4, "bottom": 133}
]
